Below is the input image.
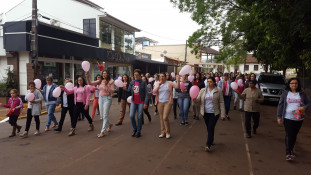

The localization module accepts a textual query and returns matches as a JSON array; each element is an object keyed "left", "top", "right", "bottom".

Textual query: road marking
[
  {"left": 240, "top": 113, "right": 254, "bottom": 175},
  {"left": 150, "top": 120, "right": 196, "bottom": 175}
]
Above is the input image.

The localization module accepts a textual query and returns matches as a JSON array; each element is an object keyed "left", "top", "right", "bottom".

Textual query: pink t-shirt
[
  {"left": 76, "top": 87, "right": 85, "bottom": 103},
  {"left": 132, "top": 81, "right": 144, "bottom": 104}
]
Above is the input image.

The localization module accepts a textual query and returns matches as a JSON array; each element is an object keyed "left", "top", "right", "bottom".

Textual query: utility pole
[
  {"left": 31, "top": 0, "right": 38, "bottom": 78},
  {"left": 184, "top": 40, "right": 187, "bottom": 65}
]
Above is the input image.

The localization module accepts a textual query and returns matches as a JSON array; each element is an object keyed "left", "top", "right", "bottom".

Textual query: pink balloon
[
  {"left": 190, "top": 85, "right": 200, "bottom": 99},
  {"left": 171, "top": 72, "right": 175, "bottom": 78},
  {"left": 81, "top": 61, "right": 90, "bottom": 72},
  {"left": 52, "top": 87, "right": 61, "bottom": 98},
  {"left": 65, "top": 82, "right": 74, "bottom": 90},
  {"left": 114, "top": 79, "right": 124, "bottom": 87},
  {"left": 215, "top": 77, "right": 219, "bottom": 82},
  {"left": 218, "top": 86, "right": 222, "bottom": 91},
  {"left": 118, "top": 77, "right": 122, "bottom": 80},
  {"left": 180, "top": 82, "right": 185, "bottom": 91},
  {"left": 231, "top": 82, "right": 238, "bottom": 90},
  {"left": 26, "top": 93, "right": 35, "bottom": 101},
  {"left": 238, "top": 79, "right": 243, "bottom": 86},
  {"left": 188, "top": 75, "right": 194, "bottom": 82},
  {"left": 148, "top": 77, "right": 154, "bottom": 82},
  {"left": 34, "top": 79, "right": 41, "bottom": 89},
  {"left": 127, "top": 96, "right": 132, "bottom": 103}
]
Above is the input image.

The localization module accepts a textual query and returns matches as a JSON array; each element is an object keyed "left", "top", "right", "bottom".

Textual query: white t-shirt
[
  {"left": 204, "top": 88, "right": 215, "bottom": 113},
  {"left": 158, "top": 81, "right": 170, "bottom": 103},
  {"left": 46, "top": 85, "right": 52, "bottom": 103},
  {"left": 63, "top": 92, "right": 68, "bottom": 108},
  {"left": 285, "top": 91, "right": 302, "bottom": 120}
]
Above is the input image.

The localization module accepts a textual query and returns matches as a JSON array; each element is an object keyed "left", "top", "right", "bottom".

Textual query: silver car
[{"left": 257, "top": 73, "right": 286, "bottom": 101}]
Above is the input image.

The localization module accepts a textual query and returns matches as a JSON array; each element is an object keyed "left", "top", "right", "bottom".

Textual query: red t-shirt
[
  {"left": 132, "top": 81, "right": 144, "bottom": 104},
  {"left": 194, "top": 80, "right": 199, "bottom": 86}
]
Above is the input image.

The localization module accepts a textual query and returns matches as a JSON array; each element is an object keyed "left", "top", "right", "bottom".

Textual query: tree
[{"left": 0, "top": 67, "right": 18, "bottom": 97}]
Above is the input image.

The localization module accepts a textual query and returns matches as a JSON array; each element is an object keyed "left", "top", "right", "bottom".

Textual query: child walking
[
  {"left": 20, "top": 82, "right": 43, "bottom": 138},
  {"left": 0, "top": 89, "right": 23, "bottom": 137}
]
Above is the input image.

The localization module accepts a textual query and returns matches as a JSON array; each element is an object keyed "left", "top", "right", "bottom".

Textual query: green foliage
[
  {"left": 171, "top": 0, "right": 311, "bottom": 73},
  {"left": 0, "top": 67, "right": 18, "bottom": 97}
]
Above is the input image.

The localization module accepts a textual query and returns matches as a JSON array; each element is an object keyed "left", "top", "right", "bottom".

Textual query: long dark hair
[
  {"left": 95, "top": 74, "right": 101, "bottom": 81},
  {"left": 207, "top": 77, "right": 217, "bottom": 87},
  {"left": 75, "top": 76, "right": 87, "bottom": 87},
  {"left": 195, "top": 72, "right": 202, "bottom": 81},
  {"left": 286, "top": 78, "right": 302, "bottom": 92},
  {"left": 103, "top": 70, "right": 111, "bottom": 85},
  {"left": 122, "top": 74, "right": 130, "bottom": 87}
]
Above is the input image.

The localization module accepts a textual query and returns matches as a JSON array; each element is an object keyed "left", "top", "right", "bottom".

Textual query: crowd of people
[{"left": 0, "top": 69, "right": 309, "bottom": 161}]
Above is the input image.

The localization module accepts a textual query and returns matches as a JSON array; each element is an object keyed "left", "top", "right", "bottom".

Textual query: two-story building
[{"left": 0, "top": 0, "right": 145, "bottom": 95}]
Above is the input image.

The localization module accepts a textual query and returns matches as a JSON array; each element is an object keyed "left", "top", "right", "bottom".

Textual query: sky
[{"left": 0, "top": 0, "right": 201, "bottom": 45}]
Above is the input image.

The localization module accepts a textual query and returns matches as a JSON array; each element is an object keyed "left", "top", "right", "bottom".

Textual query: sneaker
[
  {"left": 180, "top": 122, "right": 185, "bottom": 126},
  {"left": 20, "top": 131, "right": 28, "bottom": 138},
  {"left": 159, "top": 134, "right": 165, "bottom": 138},
  {"left": 34, "top": 130, "right": 40, "bottom": 136},
  {"left": 136, "top": 132, "right": 141, "bottom": 138},
  {"left": 205, "top": 146, "right": 211, "bottom": 152},
  {"left": 226, "top": 115, "right": 231, "bottom": 121},
  {"left": 166, "top": 134, "right": 171, "bottom": 139},
  {"left": 291, "top": 152, "right": 296, "bottom": 158},
  {"left": 185, "top": 122, "right": 189, "bottom": 126},
  {"left": 286, "top": 155, "right": 293, "bottom": 161}
]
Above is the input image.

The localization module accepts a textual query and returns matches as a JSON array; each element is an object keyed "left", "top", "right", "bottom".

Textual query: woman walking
[
  {"left": 142, "top": 76, "right": 152, "bottom": 123},
  {"left": 152, "top": 74, "right": 160, "bottom": 116},
  {"left": 126, "top": 69, "right": 148, "bottom": 138},
  {"left": 153, "top": 73, "right": 180, "bottom": 139},
  {"left": 277, "top": 78, "right": 310, "bottom": 161},
  {"left": 234, "top": 79, "right": 264, "bottom": 138},
  {"left": 192, "top": 72, "right": 205, "bottom": 120},
  {"left": 176, "top": 74, "right": 192, "bottom": 125},
  {"left": 42, "top": 76, "right": 58, "bottom": 131},
  {"left": 218, "top": 73, "right": 233, "bottom": 120},
  {"left": 60, "top": 76, "right": 94, "bottom": 136},
  {"left": 86, "top": 71, "right": 114, "bottom": 138},
  {"left": 116, "top": 74, "right": 131, "bottom": 126},
  {"left": 196, "top": 77, "right": 225, "bottom": 151},
  {"left": 233, "top": 75, "right": 244, "bottom": 111},
  {"left": 20, "top": 82, "right": 43, "bottom": 138}
]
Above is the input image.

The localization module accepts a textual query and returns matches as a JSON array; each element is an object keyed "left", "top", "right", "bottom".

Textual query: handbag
[{"left": 6, "top": 99, "right": 17, "bottom": 117}]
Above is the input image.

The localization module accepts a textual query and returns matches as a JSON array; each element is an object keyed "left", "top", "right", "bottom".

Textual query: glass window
[
  {"left": 244, "top": 65, "right": 249, "bottom": 71},
  {"left": 99, "top": 21, "right": 112, "bottom": 49},
  {"left": 114, "top": 26, "right": 124, "bottom": 52},
  {"left": 124, "top": 31, "right": 134, "bottom": 54},
  {"left": 254, "top": 65, "right": 259, "bottom": 71},
  {"left": 83, "top": 19, "right": 96, "bottom": 37},
  {"left": 65, "top": 63, "right": 72, "bottom": 79}
]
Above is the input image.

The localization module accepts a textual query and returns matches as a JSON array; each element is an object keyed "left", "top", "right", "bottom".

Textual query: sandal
[
  {"left": 97, "top": 132, "right": 105, "bottom": 138},
  {"left": 45, "top": 127, "right": 50, "bottom": 132},
  {"left": 52, "top": 123, "right": 58, "bottom": 128},
  {"left": 106, "top": 124, "right": 113, "bottom": 132}
]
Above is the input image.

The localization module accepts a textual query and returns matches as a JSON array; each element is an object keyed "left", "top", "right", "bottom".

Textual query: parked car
[{"left": 257, "top": 73, "right": 286, "bottom": 101}]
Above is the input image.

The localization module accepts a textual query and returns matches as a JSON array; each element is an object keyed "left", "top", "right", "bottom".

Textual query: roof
[
  {"left": 75, "top": 0, "right": 104, "bottom": 10},
  {"left": 99, "top": 13, "right": 141, "bottom": 33},
  {"left": 164, "top": 56, "right": 184, "bottom": 62},
  {"left": 245, "top": 54, "right": 258, "bottom": 64},
  {"left": 135, "top": 37, "right": 158, "bottom": 43},
  {"left": 200, "top": 47, "right": 220, "bottom": 55}
]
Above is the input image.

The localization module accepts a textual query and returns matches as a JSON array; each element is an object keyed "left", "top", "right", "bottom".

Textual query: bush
[{"left": 0, "top": 67, "right": 18, "bottom": 97}]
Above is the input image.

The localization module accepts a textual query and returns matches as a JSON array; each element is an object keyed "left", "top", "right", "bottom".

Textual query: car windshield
[{"left": 259, "top": 76, "right": 285, "bottom": 84}]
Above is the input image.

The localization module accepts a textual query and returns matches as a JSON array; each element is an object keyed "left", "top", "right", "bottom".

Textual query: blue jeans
[
  {"left": 177, "top": 98, "right": 190, "bottom": 122},
  {"left": 130, "top": 102, "right": 144, "bottom": 133},
  {"left": 99, "top": 96, "right": 112, "bottom": 132},
  {"left": 224, "top": 95, "right": 232, "bottom": 115},
  {"left": 45, "top": 103, "right": 57, "bottom": 127}
]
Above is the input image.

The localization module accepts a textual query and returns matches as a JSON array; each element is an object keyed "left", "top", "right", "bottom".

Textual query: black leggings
[
  {"left": 58, "top": 107, "right": 74, "bottom": 130},
  {"left": 9, "top": 115, "right": 19, "bottom": 127},
  {"left": 284, "top": 118, "right": 303, "bottom": 155},
  {"left": 203, "top": 113, "right": 219, "bottom": 147},
  {"left": 152, "top": 95, "right": 158, "bottom": 113},
  {"left": 25, "top": 109, "right": 40, "bottom": 131},
  {"left": 72, "top": 102, "right": 93, "bottom": 128}
]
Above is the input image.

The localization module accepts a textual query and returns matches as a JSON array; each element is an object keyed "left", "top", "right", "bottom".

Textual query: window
[
  {"left": 83, "top": 19, "right": 96, "bottom": 37},
  {"left": 114, "top": 26, "right": 124, "bottom": 52},
  {"left": 244, "top": 65, "right": 249, "bottom": 71},
  {"left": 254, "top": 65, "right": 259, "bottom": 71},
  {"left": 124, "top": 31, "right": 134, "bottom": 54},
  {"left": 100, "top": 21, "right": 112, "bottom": 49}
]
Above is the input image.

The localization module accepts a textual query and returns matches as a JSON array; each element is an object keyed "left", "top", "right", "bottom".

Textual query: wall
[
  {"left": 19, "top": 51, "right": 30, "bottom": 95},
  {"left": 4, "top": 0, "right": 104, "bottom": 38},
  {"left": 0, "top": 37, "right": 5, "bottom": 56},
  {"left": 136, "top": 44, "right": 200, "bottom": 66}
]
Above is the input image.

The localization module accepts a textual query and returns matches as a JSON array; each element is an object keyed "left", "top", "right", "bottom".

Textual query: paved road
[{"left": 0, "top": 99, "right": 310, "bottom": 175}]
